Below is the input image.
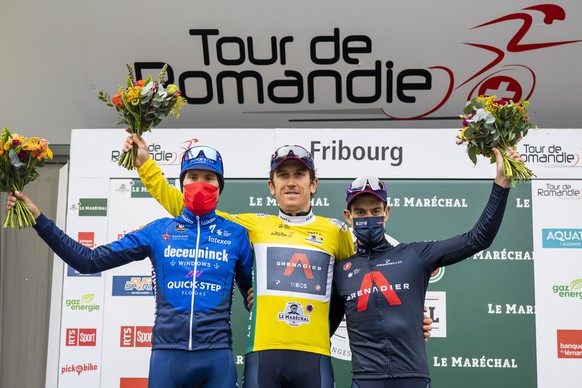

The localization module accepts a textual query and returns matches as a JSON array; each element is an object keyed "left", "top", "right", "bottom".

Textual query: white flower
[
  {"left": 467, "top": 108, "right": 495, "bottom": 124},
  {"left": 140, "top": 81, "right": 154, "bottom": 95}
]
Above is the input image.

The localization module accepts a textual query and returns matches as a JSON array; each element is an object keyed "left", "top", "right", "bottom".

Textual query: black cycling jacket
[{"left": 331, "top": 183, "right": 509, "bottom": 379}]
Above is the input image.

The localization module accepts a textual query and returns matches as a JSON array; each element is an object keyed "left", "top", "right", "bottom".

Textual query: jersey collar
[
  {"left": 356, "top": 236, "right": 392, "bottom": 254},
  {"left": 180, "top": 207, "right": 218, "bottom": 226},
  {"left": 278, "top": 208, "right": 315, "bottom": 225}
]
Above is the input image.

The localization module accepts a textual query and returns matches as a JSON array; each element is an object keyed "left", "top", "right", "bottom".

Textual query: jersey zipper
[
  {"left": 188, "top": 215, "right": 201, "bottom": 350},
  {"left": 367, "top": 249, "right": 393, "bottom": 375}
]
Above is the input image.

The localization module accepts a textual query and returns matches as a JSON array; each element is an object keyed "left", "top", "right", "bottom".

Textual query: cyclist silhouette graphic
[
  {"left": 382, "top": 4, "right": 582, "bottom": 120},
  {"left": 459, "top": 4, "right": 582, "bottom": 101}
]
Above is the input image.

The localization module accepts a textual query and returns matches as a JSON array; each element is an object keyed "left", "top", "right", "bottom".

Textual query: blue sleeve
[
  {"left": 413, "top": 183, "right": 510, "bottom": 269},
  {"left": 33, "top": 213, "right": 152, "bottom": 274},
  {"left": 234, "top": 229, "right": 253, "bottom": 310}
]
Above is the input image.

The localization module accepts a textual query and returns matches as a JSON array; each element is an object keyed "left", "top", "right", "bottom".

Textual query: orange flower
[
  {"left": 135, "top": 80, "right": 145, "bottom": 87},
  {"left": 112, "top": 93, "right": 124, "bottom": 108}
]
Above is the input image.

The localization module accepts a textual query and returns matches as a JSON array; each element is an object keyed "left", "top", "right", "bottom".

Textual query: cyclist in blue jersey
[
  {"left": 6, "top": 146, "right": 253, "bottom": 388},
  {"left": 331, "top": 147, "right": 522, "bottom": 388}
]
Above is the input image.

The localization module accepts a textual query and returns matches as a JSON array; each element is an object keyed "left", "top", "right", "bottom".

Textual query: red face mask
[{"left": 183, "top": 182, "right": 219, "bottom": 216}]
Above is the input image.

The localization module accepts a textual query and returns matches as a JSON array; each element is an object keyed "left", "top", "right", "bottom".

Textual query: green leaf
[
  {"left": 468, "top": 147, "right": 477, "bottom": 164},
  {"left": 570, "top": 279, "right": 582, "bottom": 291},
  {"left": 80, "top": 293, "right": 95, "bottom": 304}
]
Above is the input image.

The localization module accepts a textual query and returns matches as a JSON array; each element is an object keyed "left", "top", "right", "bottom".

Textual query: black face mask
[{"left": 352, "top": 216, "right": 385, "bottom": 246}]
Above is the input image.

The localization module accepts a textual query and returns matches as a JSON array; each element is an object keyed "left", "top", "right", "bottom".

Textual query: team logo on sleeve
[{"left": 278, "top": 302, "right": 310, "bottom": 327}]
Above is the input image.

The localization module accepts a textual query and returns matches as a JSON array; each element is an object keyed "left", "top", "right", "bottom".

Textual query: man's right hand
[
  {"left": 6, "top": 191, "right": 41, "bottom": 219},
  {"left": 123, "top": 129, "right": 150, "bottom": 169}
]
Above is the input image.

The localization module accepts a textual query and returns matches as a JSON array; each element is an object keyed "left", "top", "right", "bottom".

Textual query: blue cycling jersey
[{"left": 33, "top": 207, "right": 253, "bottom": 351}]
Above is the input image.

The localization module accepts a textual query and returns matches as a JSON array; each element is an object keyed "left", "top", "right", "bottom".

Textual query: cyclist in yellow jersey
[
  {"left": 123, "top": 136, "right": 432, "bottom": 388},
  {"left": 126, "top": 138, "right": 352, "bottom": 387}
]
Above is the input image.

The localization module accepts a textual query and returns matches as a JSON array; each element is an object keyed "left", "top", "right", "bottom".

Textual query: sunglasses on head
[
  {"left": 270, "top": 145, "right": 314, "bottom": 170},
  {"left": 182, "top": 146, "right": 221, "bottom": 163},
  {"left": 347, "top": 177, "right": 386, "bottom": 193}
]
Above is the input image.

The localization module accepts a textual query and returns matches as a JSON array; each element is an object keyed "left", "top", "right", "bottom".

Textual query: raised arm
[
  {"left": 123, "top": 133, "right": 185, "bottom": 217},
  {"left": 414, "top": 147, "right": 521, "bottom": 268},
  {"left": 7, "top": 191, "right": 150, "bottom": 273}
]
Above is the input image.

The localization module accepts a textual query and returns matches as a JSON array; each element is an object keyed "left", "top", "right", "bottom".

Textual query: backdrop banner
[
  {"left": 50, "top": 128, "right": 581, "bottom": 388},
  {"left": 532, "top": 179, "right": 582, "bottom": 387}
]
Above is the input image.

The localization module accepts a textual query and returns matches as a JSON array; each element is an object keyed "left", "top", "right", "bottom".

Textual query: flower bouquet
[
  {"left": 98, "top": 64, "right": 186, "bottom": 170},
  {"left": 1, "top": 128, "right": 53, "bottom": 228},
  {"left": 457, "top": 95, "right": 537, "bottom": 184}
]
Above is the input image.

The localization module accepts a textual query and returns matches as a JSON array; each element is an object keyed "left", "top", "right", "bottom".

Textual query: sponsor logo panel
[
  {"left": 542, "top": 229, "right": 582, "bottom": 249},
  {"left": 120, "top": 378, "right": 149, "bottom": 388},
  {"left": 552, "top": 279, "right": 582, "bottom": 300},
  {"left": 433, "top": 355, "right": 518, "bottom": 369},
  {"left": 425, "top": 291, "right": 446, "bottom": 338},
  {"left": 60, "top": 362, "right": 99, "bottom": 376},
  {"left": 472, "top": 250, "right": 534, "bottom": 261},
  {"left": 65, "top": 293, "right": 101, "bottom": 312},
  {"left": 120, "top": 326, "right": 153, "bottom": 348},
  {"left": 130, "top": 180, "right": 153, "bottom": 198},
  {"left": 266, "top": 247, "right": 330, "bottom": 296},
  {"left": 487, "top": 303, "right": 535, "bottom": 315},
  {"left": 277, "top": 301, "right": 311, "bottom": 327},
  {"left": 557, "top": 330, "right": 582, "bottom": 359},
  {"left": 111, "top": 143, "right": 178, "bottom": 166},
  {"left": 78, "top": 198, "right": 108, "bottom": 217},
  {"left": 66, "top": 328, "right": 97, "bottom": 347},
  {"left": 77, "top": 232, "right": 95, "bottom": 248},
  {"left": 112, "top": 276, "right": 154, "bottom": 296},
  {"left": 523, "top": 144, "right": 582, "bottom": 170}
]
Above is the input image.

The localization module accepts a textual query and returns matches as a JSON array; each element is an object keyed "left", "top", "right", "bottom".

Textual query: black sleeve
[
  {"left": 414, "top": 183, "right": 510, "bottom": 268},
  {"left": 329, "top": 280, "right": 346, "bottom": 337}
]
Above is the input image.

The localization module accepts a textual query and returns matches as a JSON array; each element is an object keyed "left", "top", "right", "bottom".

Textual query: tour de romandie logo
[{"left": 278, "top": 301, "right": 311, "bottom": 327}]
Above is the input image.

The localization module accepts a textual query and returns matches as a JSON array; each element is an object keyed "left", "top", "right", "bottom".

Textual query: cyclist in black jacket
[{"left": 331, "top": 147, "right": 522, "bottom": 388}]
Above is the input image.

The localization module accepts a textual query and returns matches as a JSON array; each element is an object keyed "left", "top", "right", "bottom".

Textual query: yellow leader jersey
[{"left": 138, "top": 159, "right": 354, "bottom": 356}]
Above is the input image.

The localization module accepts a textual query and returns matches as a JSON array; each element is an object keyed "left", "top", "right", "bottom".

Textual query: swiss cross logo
[
  {"left": 478, "top": 76, "right": 523, "bottom": 104},
  {"left": 357, "top": 272, "right": 402, "bottom": 312},
  {"left": 120, "top": 326, "right": 153, "bottom": 348},
  {"left": 66, "top": 328, "right": 97, "bottom": 346},
  {"left": 282, "top": 253, "right": 315, "bottom": 279},
  {"left": 77, "top": 232, "right": 95, "bottom": 248}
]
